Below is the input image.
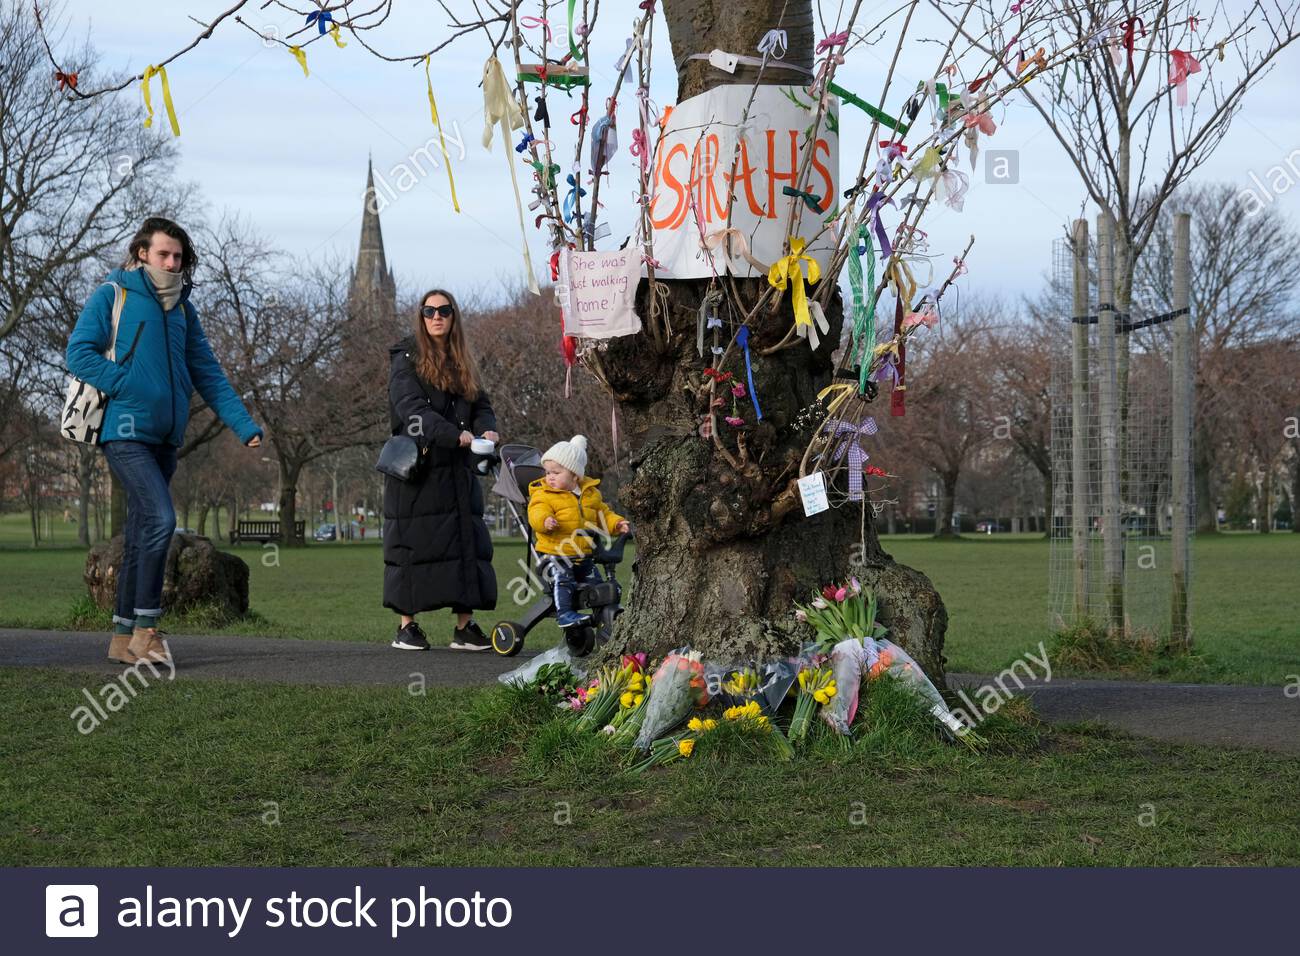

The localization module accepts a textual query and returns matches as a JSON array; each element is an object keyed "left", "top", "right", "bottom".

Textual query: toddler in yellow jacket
[{"left": 528, "top": 435, "right": 629, "bottom": 629}]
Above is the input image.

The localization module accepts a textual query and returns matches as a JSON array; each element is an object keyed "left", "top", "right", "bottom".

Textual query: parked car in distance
[{"left": 314, "top": 523, "right": 337, "bottom": 542}]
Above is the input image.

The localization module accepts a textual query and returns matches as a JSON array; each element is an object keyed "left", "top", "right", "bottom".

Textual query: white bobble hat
[{"left": 541, "top": 435, "right": 589, "bottom": 479}]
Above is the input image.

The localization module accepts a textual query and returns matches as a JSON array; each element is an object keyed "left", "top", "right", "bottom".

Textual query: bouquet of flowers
[
  {"left": 864, "top": 637, "right": 984, "bottom": 749},
  {"left": 608, "top": 655, "right": 652, "bottom": 743},
  {"left": 789, "top": 656, "right": 836, "bottom": 743},
  {"left": 499, "top": 642, "right": 590, "bottom": 686},
  {"left": 707, "top": 658, "right": 798, "bottom": 716},
  {"left": 722, "top": 700, "right": 795, "bottom": 758},
  {"left": 633, "top": 648, "right": 708, "bottom": 751},
  {"left": 794, "top": 578, "right": 887, "bottom": 650},
  {"left": 575, "top": 662, "right": 632, "bottom": 731},
  {"left": 821, "top": 637, "right": 866, "bottom": 735}
]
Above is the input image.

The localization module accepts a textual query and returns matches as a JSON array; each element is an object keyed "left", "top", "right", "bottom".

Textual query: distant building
[{"left": 346, "top": 157, "right": 398, "bottom": 327}]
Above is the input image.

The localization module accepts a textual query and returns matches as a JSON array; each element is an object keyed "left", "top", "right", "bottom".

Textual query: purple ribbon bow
[
  {"left": 828, "top": 416, "right": 878, "bottom": 500},
  {"left": 865, "top": 191, "right": 894, "bottom": 260}
]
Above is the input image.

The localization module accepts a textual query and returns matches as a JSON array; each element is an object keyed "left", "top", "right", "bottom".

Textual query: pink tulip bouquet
[{"left": 792, "top": 578, "right": 886, "bottom": 651}]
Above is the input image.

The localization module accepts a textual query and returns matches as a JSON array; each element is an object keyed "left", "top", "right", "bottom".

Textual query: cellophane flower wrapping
[
  {"left": 821, "top": 638, "right": 866, "bottom": 734},
  {"left": 633, "top": 648, "right": 707, "bottom": 751},
  {"left": 499, "top": 642, "right": 589, "bottom": 686},
  {"left": 864, "top": 637, "right": 967, "bottom": 736}
]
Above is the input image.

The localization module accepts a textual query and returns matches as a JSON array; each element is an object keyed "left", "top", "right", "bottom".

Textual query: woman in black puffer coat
[{"left": 383, "top": 289, "right": 499, "bottom": 651}]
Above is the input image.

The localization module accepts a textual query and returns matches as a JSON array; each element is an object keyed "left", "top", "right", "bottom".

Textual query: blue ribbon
[
  {"left": 306, "top": 11, "right": 334, "bottom": 34},
  {"left": 736, "top": 324, "right": 763, "bottom": 421},
  {"left": 563, "top": 173, "right": 586, "bottom": 223},
  {"left": 515, "top": 132, "right": 536, "bottom": 153}
]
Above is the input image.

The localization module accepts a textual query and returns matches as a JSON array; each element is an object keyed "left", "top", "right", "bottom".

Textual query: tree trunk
[
  {"left": 196, "top": 501, "right": 211, "bottom": 538},
  {"left": 279, "top": 461, "right": 303, "bottom": 546},
  {"left": 1193, "top": 424, "right": 1217, "bottom": 533},
  {"left": 934, "top": 470, "right": 959, "bottom": 538},
  {"left": 591, "top": 2, "right": 947, "bottom": 678},
  {"left": 1292, "top": 447, "right": 1300, "bottom": 533}
]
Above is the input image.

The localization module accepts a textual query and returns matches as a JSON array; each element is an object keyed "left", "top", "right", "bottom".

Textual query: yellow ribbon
[
  {"left": 329, "top": 22, "right": 347, "bottom": 48},
  {"left": 141, "top": 65, "right": 180, "bottom": 137},
  {"left": 816, "top": 382, "right": 857, "bottom": 418},
  {"left": 424, "top": 56, "right": 461, "bottom": 213},
  {"left": 887, "top": 259, "right": 916, "bottom": 306},
  {"left": 768, "top": 236, "right": 821, "bottom": 329},
  {"left": 289, "top": 46, "right": 309, "bottom": 77},
  {"left": 482, "top": 56, "right": 538, "bottom": 294},
  {"left": 912, "top": 145, "right": 941, "bottom": 180}
]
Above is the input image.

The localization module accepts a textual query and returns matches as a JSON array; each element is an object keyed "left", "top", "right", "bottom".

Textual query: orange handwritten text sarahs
[{"left": 649, "top": 106, "right": 835, "bottom": 230}]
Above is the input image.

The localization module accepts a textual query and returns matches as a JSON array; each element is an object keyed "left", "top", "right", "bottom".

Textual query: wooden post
[
  {"left": 1096, "top": 211, "right": 1125, "bottom": 634},
  {"left": 1170, "top": 212, "right": 1193, "bottom": 649},
  {"left": 1070, "top": 218, "right": 1091, "bottom": 621}
]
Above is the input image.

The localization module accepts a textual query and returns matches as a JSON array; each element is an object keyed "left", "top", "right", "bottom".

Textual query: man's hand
[
  {"left": 482, "top": 430, "right": 500, "bottom": 443},
  {"left": 615, "top": 519, "right": 630, "bottom": 534},
  {"left": 246, "top": 435, "right": 262, "bottom": 448},
  {"left": 543, "top": 515, "right": 559, "bottom": 531},
  {"left": 458, "top": 430, "right": 474, "bottom": 447}
]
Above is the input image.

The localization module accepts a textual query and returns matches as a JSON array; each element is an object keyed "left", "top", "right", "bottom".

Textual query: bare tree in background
[
  {"left": 0, "top": 1, "right": 186, "bottom": 342},
  {"left": 889, "top": 302, "right": 999, "bottom": 537},
  {"left": 200, "top": 217, "right": 389, "bottom": 545},
  {"left": 1134, "top": 182, "right": 1300, "bottom": 532}
]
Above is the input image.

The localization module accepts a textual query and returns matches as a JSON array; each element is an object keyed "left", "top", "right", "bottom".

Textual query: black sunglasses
[{"left": 421, "top": 304, "right": 454, "bottom": 319}]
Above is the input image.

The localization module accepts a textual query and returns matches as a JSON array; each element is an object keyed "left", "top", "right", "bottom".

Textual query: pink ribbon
[
  {"left": 519, "top": 16, "right": 552, "bottom": 42},
  {"left": 964, "top": 109, "right": 996, "bottom": 135},
  {"left": 1169, "top": 50, "right": 1201, "bottom": 106},
  {"left": 630, "top": 128, "right": 649, "bottom": 170},
  {"left": 816, "top": 31, "right": 850, "bottom": 53}
]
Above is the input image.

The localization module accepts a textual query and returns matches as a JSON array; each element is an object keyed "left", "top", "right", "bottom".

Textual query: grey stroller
[{"left": 487, "top": 443, "right": 629, "bottom": 657}]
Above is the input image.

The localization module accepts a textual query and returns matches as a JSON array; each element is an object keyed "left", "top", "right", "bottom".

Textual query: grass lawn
[
  {"left": 2, "top": 667, "right": 1297, "bottom": 866},
  {"left": 1, "top": 512, "right": 1296, "bottom": 684}
]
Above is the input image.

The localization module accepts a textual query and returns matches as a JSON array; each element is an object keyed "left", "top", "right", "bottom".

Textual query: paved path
[{"left": 3, "top": 628, "right": 1296, "bottom": 755}]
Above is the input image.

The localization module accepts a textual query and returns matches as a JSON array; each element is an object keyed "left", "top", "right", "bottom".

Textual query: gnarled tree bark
[{"left": 598, "top": 2, "right": 947, "bottom": 679}]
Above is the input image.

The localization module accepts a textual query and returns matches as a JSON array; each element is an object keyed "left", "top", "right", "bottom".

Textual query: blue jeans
[
  {"left": 102, "top": 441, "right": 177, "bottom": 626},
  {"left": 541, "top": 555, "right": 599, "bottom": 627}
]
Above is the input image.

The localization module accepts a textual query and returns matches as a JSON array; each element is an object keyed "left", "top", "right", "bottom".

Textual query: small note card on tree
[
  {"left": 798, "top": 471, "right": 829, "bottom": 517},
  {"left": 557, "top": 248, "right": 642, "bottom": 339}
]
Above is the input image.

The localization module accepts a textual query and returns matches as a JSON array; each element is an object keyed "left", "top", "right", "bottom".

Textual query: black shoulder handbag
[{"left": 376, "top": 362, "right": 457, "bottom": 482}]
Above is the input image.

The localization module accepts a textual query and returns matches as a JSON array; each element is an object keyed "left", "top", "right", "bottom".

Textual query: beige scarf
[{"left": 141, "top": 263, "right": 184, "bottom": 311}]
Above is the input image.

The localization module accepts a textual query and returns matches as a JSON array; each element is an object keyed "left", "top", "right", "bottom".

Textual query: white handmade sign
[
  {"left": 798, "top": 471, "right": 830, "bottom": 517},
  {"left": 557, "top": 247, "right": 642, "bottom": 339},
  {"left": 648, "top": 84, "right": 839, "bottom": 279}
]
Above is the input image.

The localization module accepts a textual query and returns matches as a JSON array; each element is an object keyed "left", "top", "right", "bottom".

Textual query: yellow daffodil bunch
[
  {"left": 687, "top": 716, "right": 718, "bottom": 733},
  {"left": 620, "top": 689, "right": 645, "bottom": 709},
  {"left": 723, "top": 668, "right": 760, "bottom": 697},
  {"left": 790, "top": 665, "right": 837, "bottom": 742}
]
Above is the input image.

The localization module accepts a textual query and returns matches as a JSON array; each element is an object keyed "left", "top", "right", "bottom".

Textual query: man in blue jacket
[{"left": 66, "top": 217, "right": 264, "bottom": 668}]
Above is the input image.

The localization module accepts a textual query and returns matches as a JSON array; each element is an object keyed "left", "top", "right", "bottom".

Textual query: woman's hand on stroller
[
  {"left": 458, "top": 430, "right": 474, "bottom": 447},
  {"left": 482, "top": 430, "right": 500, "bottom": 443}
]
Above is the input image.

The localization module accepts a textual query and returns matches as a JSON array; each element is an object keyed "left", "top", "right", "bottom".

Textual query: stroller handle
[{"left": 578, "top": 529, "right": 631, "bottom": 565}]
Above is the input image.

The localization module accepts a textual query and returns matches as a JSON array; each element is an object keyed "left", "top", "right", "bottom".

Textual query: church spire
[{"left": 347, "top": 155, "right": 398, "bottom": 324}]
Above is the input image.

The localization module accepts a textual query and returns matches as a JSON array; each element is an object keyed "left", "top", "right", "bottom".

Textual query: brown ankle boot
[
  {"left": 108, "top": 634, "right": 140, "bottom": 665},
  {"left": 128, "top": 627, "right": 170, "bottom": 665}
]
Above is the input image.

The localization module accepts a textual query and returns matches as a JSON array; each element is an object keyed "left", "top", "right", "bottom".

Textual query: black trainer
[
  {"left": 391, "top": 621, "right": 430, "bottom": 651},
  {"left": 449, "top": 619, "right": 492, "bottom": 652}
]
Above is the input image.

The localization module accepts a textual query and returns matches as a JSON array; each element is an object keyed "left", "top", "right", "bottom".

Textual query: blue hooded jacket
[{"left": 65, "top": 267, "right": 262, "bottom": 447}]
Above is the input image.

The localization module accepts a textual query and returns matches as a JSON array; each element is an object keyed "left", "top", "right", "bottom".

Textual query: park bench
[{"left": 230, "top": 520, "right": 305, "bottom": 545}]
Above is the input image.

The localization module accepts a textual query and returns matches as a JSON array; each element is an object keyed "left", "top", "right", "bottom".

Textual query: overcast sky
[{"left": 67, "top": 1, "right": 1300, "bottom": 306}]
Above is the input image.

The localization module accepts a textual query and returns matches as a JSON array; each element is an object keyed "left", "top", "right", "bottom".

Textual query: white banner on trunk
[{"left": 648, "top": 84, "right": 839, "bottom": 279}]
